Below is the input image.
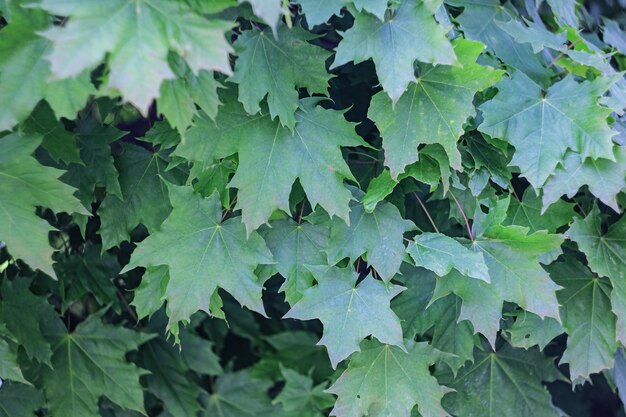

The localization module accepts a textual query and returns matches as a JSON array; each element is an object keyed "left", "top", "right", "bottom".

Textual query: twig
[
  {"left": 221, "top": 195, "right": 238, "bottom": 221},
  {"left": 118, "top": 290, "right": 138, "bottom": 322},
  {"left": 449, "top": 190, "right": 474, "bottom": 241},
  {"left": 411, "top": 192, "right": 439, "bottom": 233}
]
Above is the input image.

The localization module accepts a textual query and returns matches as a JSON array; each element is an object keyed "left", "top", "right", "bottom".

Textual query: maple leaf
[
  {"left": 505, "top": 310, "right": 563, "bottom": 351},
  {"left": 0, "top": 4, "right": 93, "bottom": 131},
  {"left": 331, "top": 0, "right": 457, "bottom": 103},
  {"left": 0, "top": 132, "right": 85, "bottom": 277},
  {"left": 299, "top": 0, "right": 389, "bottom": 26},
  {"left": 0, "top": 383, "right": 44, "bottom": 417},
  {"left": 441, "top": 345, "right": 565, "bottom": 417},
  {"left": 407, "top": 232, "right": 490, "bottom": 281},
  {"left": 327, "top": 339, "right": 452, "bottom": 417},
  {"left": 505, "top": 187, "right": 575, "bottom": 232},
  {"left": 542, "top": 148, "right": 626, "bottom": 212},
  {"left": 326, "top": 188, "right": 415, "bottom": 281},
  {"left": 175, "top": 95, "right": 366, "bottom": 234},
  {"left": 369, "top": 39, "right": 502, "bottom": 176},
  {"left": 471, "top": 197, "right": 563, "bottom": 321},
  {"left": 98, "top": 143, "right": 186, "bottom": 250},
  {"left": 274, "top": 367, "right": 334, "bottom": 417},
  {"left": 479, "top": 72, "right": 616, "bottom": 188},
  {"left": 202, "top": 370, "right": 282, "bottom": 417},
  {"left": 41, "top": 313, "right": 154, "bottom": 417},
  {"left": 259, "top": 219, "right": 329, "bottom": 305},
  {"left": 230, "top": 24, "right": 331, "bottom": 128},
  {"left": 430, "top": 270, "right": 503, "bottom": 346},
  {"left": 566, "top": 205, "right": 626, "bottom": 344},
  {"left": 447, "top": 0, "right": 553, "bottom": 83},
  {"left": 548, "top": 258, "right": 618, "bottom": 384},
  {"left": 123, "top": 184, "right": 274, "bottom": 336},
  {"left": 38, "top": 0, "right": 233, "bottom": 113},
  {"left": 284, "top": 266, "right": 405, "bottom": 367}
]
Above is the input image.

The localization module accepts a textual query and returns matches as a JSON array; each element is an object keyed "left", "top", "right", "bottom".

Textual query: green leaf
[
  {"left": 506, "top": 310, "right": 563, "bottom": 351},
  {"left": 0, "top": 383, "right": 44, "bottom": 417},
  {"left": 471, "top": 198, "right": 563, "bottom": 321},
  {"left": 53, "top": 244, "right": 120, "bottom": 311},
  {"left": 542, "top": 148, "right": 626, "bottom": 212},
  {"left": 259, "top": 219, "right": 329, "bottom": 305},
  {"left": 98, "top": 143, "right": 185, "bottom": 250},
  {"left": 441, "top": 345, "right": 564, "bottom": 417},
  {"left": 407, "top": 232, "right": 489, "bottom": 281},
  {"left": 326, "top": 188, "right": 415, "bottom": 281},
  {"left": 274, "top": 368, "right": 334, "bottom": 417},
  {"left": 369, "top": 38, "right": 502, "bottom": 175},
  {"left": 0, "top": 339, "right": 27, "bottom": 384},
  {"left": 41, "top": 314, "right": 153, "bottom": 417},
  {"left": 22, "top": 101, "right": 81, "bottom": 165},
  {"left": 327, "top": 339, "right": 452, "bottom": 417},
  {"left": 230, "top": 25, "right": 331, "bottom": 128},
  {"left": 139, "top": 337, "right": 202, "bottom": 417},
  {"left": 505, "top": 187, "right": 576, "bottom": 233},
  {"left": 38, "top": 0, "right": 233, "bottom": 113},
  {"left": 0, "top": 132, "right": 84, "bottom": 277},
  {"left": 479, "top": 72, "right": 616, "bottom": 188},
  {"left": 331, "top": 0, "right": 457, "bottom": 103},
  {"left": 0, "top": 5, "right": 92, "bottom": 131},
  {"left": 201, "top": 370, "right": 281, "bottom": 417},
  {"left": 284, "top": 266, "right": 405, "bottom": 367},
  {"left": 0, "top": 279, "right": 56, "bottom": 365},
  {"left": 446, "top": 0, "right": 553, "bottom": 84},
  {"left": 61, "top": 116, "right": 125, "bottom": 207},
  {"left": 123, "top": 184, "right": 274, "bottom": 337},
  {"left": 241, "top": 0, "right": 283, "bottom": 30},
  {"left": 566, "top": 205, "right": 626, "bottom": 344},
  {"left": 131, "top": 265, "right": 168, "bottom": 320},
  {"left": 549, "top": 258, "right": 618, "bottom": 384},
  {"left": 431, "top": 270, "right": 503, "bottom": 345},
  {"left": 176, "top": 96, "right": 366, "bottom": 234}
]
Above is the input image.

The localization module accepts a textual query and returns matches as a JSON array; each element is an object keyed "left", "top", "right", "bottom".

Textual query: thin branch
[
  {"left": 221, "top": 195, "right": 238, "bottom": 221},
  {"left": 118, "top": 290, "right": 138, "bottom": 322},
  {"left": 411, "top": 192, "right": 439, "bottom": 233},
  {"left": 449, "top": 190, "right": 474, "bottom": 241}
]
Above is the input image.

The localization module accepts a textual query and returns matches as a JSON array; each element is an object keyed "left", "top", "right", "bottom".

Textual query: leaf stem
[
  {"left": 411, "top": 192, "right": 439, "bottom": 233},
  {"left": 449, "top": 190, "right": 473, "bottom": 241}
]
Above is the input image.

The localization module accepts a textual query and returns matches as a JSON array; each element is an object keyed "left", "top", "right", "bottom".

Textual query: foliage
[{"left": 0, "top": 0, "right": 625, "bottom": 416}]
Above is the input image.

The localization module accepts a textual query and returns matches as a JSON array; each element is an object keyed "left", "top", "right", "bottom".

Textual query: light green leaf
[
  {"left": 0, "top": 339, "right": 27, "bottom": 384},
  {"left": 241, "top": 0, "right": 283, "bottom": 30},
  {"left": 327, "top": 339, "right": 452, "bottom": 417},
  {"left": 38, "top": 0, "right": 233, "bottom": 113},
  {"left": 284, "top": 266, "right": 405, "bottom": 367},
  {"left": 369, "top": 38, "right": 501, "bottom": 175},
  {"left": 123, "top": 185, "right": 274, "bottom": 337},
  {"left": 331, "top": 0, "right": 456, "bottom": 103},
  {"left": 479, "top": 72, "right": 616, "bottom": 188},
  {"left": 0, "top": 132, "right": 84, "bottom": 276},
  {"left": 230, "top": 25, "right": 330, "bottom": 128},
  {"left": 542, "top": 148, "right": 626, "bottom": 212},
  {"left": 407, "top": 232, "right": 489, "bottom": 281},
  {"left": 472, "top": 198, "right": 563, "bottom": 321}
]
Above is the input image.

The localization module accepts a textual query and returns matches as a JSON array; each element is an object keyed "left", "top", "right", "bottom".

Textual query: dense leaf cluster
[{"left": 0, "top": 0, "right": 626, "bottom": 416}]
